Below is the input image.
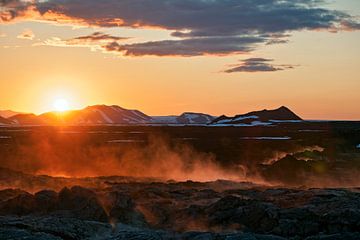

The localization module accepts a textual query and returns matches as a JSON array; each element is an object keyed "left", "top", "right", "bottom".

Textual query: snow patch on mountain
[
  {"left": 152, "top": 112, "right": 215, "bottom": 125},
  {"left": 269, "top": 120, "right": 303, "bottom": 123},
  {"left": 93, "top": 109, "right": 114, "bottom": 124},
  {"left": 216, "top": 115, "right": 259, "bottom": 124},
  {"left": 211, "top": 121, "right": 272, "bottom": 127},
  {"left": 151, "top": 116, "right": 178, "bottom": 124}
]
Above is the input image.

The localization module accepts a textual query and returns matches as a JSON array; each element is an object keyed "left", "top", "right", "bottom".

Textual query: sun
[{"left": 53, "top": 98, "right": 70, "bottom": 112}]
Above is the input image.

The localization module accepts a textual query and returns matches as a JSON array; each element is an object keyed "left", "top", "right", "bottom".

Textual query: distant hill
[
  {"left": 0, "top": 110, "right": 22, "bottom": 118},
  {"left": 0, "top": 116, "right": 14, "bottom": 125},
  {"left": 210, "top": 106, "right": 302, "bottom": 126},
  {"left": 152, "top": 112, "right": 215, "bottom": 125},
  {"left": 9, "top": 113, "right": 45, "bottom": 125}
]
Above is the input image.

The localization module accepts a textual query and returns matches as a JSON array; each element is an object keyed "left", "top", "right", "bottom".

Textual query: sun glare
[{"left": 53, "top": 98, "right": 69, "bottom": 112}]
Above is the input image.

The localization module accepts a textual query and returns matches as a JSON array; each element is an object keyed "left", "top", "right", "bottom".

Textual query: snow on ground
[
  {"left": 249, "top": 121, "right": 273, "bottom": 126},
  {"left": 269, "top": 120, "right": 303, "bottom": 123},
  {"left": 0, "top": 136, "right": 11, "bottom": 139},
  {"left": 212, "top": 120, "right": 273, "bottom": 127},
  {"left": 216, "top": 115, "right": 259, "bottom": 124}
]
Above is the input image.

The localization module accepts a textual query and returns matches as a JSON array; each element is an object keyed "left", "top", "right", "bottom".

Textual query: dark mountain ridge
[{"left": 210, "top": 106, "right": 302, "bottom": 126}]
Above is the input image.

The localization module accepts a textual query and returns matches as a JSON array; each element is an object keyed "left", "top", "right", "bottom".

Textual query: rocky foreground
[{"left": 0, "top": 171, "right": 360, "bottom": 240}]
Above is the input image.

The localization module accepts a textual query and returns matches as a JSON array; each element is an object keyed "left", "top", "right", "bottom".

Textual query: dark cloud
[
  {"left": 340, "top": 20, "right": 360, "bottom": 30},
  {"left": 1, "top": 0, "right": 359, "bottom": 57},
  {"left": 0, "top": 0, "right": 32, "bottom": 21},
  {"left": 224, "top": 58, "right": 296, "bottom": 73},
  {"left": 30, "top": 0, "right": 359, "bottom": 34},
  {"left": 103, "top": 36, "right": 266, "bottom": 57},
  {"left": 71, "top": 32, "right": 129, "bottom": 42}
]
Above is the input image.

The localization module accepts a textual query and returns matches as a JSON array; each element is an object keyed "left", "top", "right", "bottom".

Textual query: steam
[
  {"left": 0, "top": 133, "right": 245, "bottom": 182},
  {"left": 1, "top": 129, "right": 358, "bottom": 188},
  {"left": 262, "top": 145, "right": 324, "bottom": 165}
]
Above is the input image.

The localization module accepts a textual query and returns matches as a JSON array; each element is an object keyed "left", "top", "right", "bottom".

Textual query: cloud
[
  {"left": 30, "top": 0, "right": 360, "bottom": 33},
  {"left": 37, "top": 32, "right": 129, "bottom": 51},
  {"left": 1, "top": 0, "right": 360, "bottom": 58},
  {"left": 0, "top": 0, "right": 34, "bottom": 22},
  {"left": 17, "top": 28, "right": 34, "bottom": 40},
  {"left": 103, "top": 36, "right": 266, "bottom": 57},
  {"left": 224, "top": 58, "right": 296, "bottom": 73},
  {"left": 39, "top": 33, "right": 264, "bottom": 57},
  {"left": 340, "top": 19, "right": 360, "bottom": 31},
  {"left": 70, "top": 32, "right": 129, "bottom": 42}
]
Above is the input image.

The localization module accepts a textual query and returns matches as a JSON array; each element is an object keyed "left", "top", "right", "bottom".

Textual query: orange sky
[{"left": 0, "top": 0, "right": 359, "bottom": 120}]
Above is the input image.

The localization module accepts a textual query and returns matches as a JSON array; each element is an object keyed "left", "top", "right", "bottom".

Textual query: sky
[{"left": 0, "top": 0, "right": 359, "bottom": 120}]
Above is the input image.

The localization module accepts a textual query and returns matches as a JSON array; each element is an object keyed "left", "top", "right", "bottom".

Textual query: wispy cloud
[
  {"left": 17, "top": 28, "right": 34, "bottom": 40},
  {"left": 70, "top": 32, "right": 129, "bottom": 43},
  {"left": 37, "top": 32, "right": 129, "bottom": 52},
  {"left": 224, "top": 58, "right": 296, "bottom": 73}
]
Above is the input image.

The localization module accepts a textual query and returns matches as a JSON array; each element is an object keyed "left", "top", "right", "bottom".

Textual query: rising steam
[{"left": 0, "top": 133, "right": 245, "bottom": 182}]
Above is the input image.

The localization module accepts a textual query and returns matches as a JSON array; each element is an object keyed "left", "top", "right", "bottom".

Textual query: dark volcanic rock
[
  {"left": 0, "top": 216, "right": 110, "bottom": 240},
  {"left": 304, "top": 233, "right": 360, "bottom": 240},
  {"left": 320, "top": 209, "right": 360, "bottom": 233},
  {"left": 57, "top": 186, "right": 108, "bottom": 222},
  {"left": 0, "top": 192, "right": 36, "bottom": 215},
  {"left": 1, "top": 180, "right": 360, "bottom": 239},
  {"left": 0, "top": 188, "right": 28, "bottom": 202},
  {"left": 34, "top": 190, "right": 58, "bottom": 212},
  {"left": 0, "top": 216, "right": 291, "bottom": 240},
  {"left": 206, "top": 195, "right": 279, "bottom": 232},
  {"left": 0, "top": 186, "right": 108, "bottom": 222},
  {"left": 103, "top": 191, "right": 147, "bottom": 227}
]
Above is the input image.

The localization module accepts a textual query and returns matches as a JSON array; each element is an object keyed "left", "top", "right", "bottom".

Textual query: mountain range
[{"left": 0, "top": 105, "right": 302, "bottom": 126}]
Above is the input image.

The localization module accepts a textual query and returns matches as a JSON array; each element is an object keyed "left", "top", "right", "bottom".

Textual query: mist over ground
[{"left": 0, "top": 123, "right": 359, "bottom": 188}]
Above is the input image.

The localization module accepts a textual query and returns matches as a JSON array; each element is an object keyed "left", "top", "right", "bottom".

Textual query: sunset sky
[{"left": 1, "top": 0, "right": 359, "bottom": 120}]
